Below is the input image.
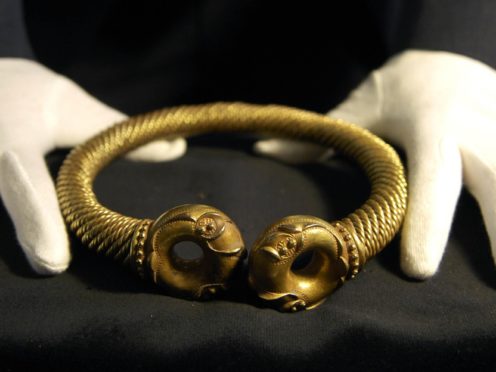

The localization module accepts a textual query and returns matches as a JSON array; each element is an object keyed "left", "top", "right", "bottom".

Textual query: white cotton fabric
[
  {"left": 0, "top": 58, "right": 186, "bottom": 274},
  {"left": 255, "top": 50, "right": 496, "bottom": 279}
]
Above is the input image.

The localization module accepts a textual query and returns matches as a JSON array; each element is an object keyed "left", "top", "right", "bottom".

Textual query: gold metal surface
[
  {"left": 56, "top": 102, "right": 407, "bottom": 311},
  {"left": 249, "top": 216, "right": 365, "bottom": 312},
  {"left": 135, "top": 204, "right": 245, "bottom": 299}
]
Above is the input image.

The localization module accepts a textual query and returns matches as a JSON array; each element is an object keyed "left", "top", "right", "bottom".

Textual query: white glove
[
  {"left": 255, "top": 50, "right": 496, "bottom": 279},
  {"left": 0, "top": 58, "right": 186, "bottom": 275}
]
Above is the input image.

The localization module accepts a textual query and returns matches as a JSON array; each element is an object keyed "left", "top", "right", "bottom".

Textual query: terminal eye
[
  {"left": 276, "top": 235, "right": 297, "bottom": 256},
  {"left": 194, "top": 213, "right": 226, "bottom": 239},
  {"left": 196, "top": 217, "right": 216, "bottom": 234}
]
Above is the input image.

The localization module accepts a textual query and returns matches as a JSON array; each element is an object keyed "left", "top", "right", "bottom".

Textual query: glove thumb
[
  {"left": 254, "top": 71, "right": 383, "bottom": 163},
  {"left": 327, "top": 71, "right": 383, "bottom": 132}
]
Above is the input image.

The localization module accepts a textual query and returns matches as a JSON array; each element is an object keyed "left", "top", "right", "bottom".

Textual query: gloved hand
[
  {"left": 0, "top": 58, "right": 186, "bottom": 275},
  {"left": 255, "top": 50, "right": 496, "bottom": 279}
]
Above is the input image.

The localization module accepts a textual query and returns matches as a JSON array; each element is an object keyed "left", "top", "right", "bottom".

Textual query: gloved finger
[
  {"left": 126, "top": 137, "right": 187, "bottom": 162},
  {"left": 51, "top": 76, "right": 187, "bottom": 162},
  {"left": 400, "top": 137, "right": 463, "bottom": 279},
  {"left": 460, "top": 144, "right": 496, "bottom": 265},
  {"left": 253, "top": 71, "right": 383, "bottom": 163},
  {"left": 0, "top": 150, "right": 70, "bottom": 274},
  {"left": 253, "top": 138, "right": 333, "bottom": 164}
]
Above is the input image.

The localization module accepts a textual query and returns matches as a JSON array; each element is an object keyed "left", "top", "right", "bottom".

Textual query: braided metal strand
[{"left": 56, "top": 102, "right": 407, "bottom": 269}]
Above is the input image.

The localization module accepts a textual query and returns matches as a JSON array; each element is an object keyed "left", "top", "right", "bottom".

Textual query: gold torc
[{"left": 56, "top": 102, "right": 407, "bottom": 312}]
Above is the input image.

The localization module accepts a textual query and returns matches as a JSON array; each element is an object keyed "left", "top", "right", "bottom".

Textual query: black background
[{"left": 1, "top": 1, "right": 496, "bottom": 370}]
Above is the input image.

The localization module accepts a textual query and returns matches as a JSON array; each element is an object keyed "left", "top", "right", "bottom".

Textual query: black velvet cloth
[
  {"left": 1, "top": 1, "right": 496, "bottom": 370},
  {"left": 2, "top": 145, "right": 496, "bottom": 371}
]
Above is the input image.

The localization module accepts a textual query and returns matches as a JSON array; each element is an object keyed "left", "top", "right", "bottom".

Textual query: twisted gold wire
[{"left": 56, "top": 102, "right": 407, "bottom": 269}]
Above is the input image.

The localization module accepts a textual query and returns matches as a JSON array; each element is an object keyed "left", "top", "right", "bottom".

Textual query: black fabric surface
[
  {"left": 0, "top": 0, "right": 33, "bottom": 59},
  {"left": 2, "top": 1, "right": 496, "bottom": 370},
  {"left": 1, "top": 144, "right": 496, "bottom": 371}
]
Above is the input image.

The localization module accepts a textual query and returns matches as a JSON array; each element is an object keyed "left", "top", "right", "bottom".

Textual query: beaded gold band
[{"left": 56, "top": 102, "right": 407, "bottom": 312}]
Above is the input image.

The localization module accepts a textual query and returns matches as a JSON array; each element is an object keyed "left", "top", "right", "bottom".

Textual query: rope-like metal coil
[{"left": 56, "top": 102, "right": 407, "bottom": 308}]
